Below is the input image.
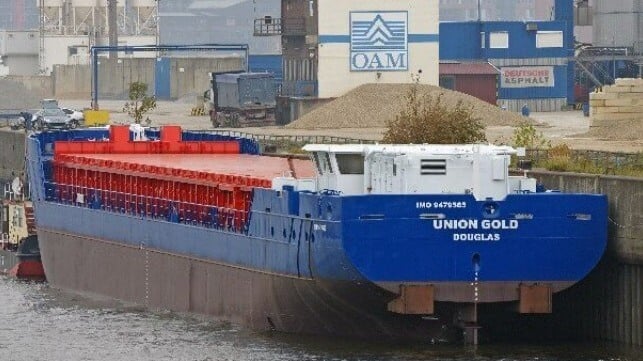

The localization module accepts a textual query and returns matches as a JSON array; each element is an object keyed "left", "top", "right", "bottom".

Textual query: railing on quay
[
  {"left": 206, "top": 132, "right": 640, "bottom": 173},
  {"left": 208, "top": 130, "right": 376, "bottom": 146},
  {"left": 44, "top": 182, "right": 250, "bottom": 233}
]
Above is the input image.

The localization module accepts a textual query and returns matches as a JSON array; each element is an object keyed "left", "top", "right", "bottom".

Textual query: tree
[
  {"left": 382, "top": 84, "right": 486, "bottom": 144},
  {"left": 123, "top": 81, "right": 157, "bottom": 124},
  {"left": 512, "top": 122, "right": 551, "bottom": 149}
]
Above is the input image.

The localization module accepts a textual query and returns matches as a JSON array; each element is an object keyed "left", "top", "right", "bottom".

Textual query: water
[{"left": 0, "top": 277, "right": 640, "bottom": 361}]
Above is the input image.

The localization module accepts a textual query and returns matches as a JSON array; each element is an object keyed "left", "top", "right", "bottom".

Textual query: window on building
[
  {"left": 489, "top": 31, "right": 509, "bottom": 48},
  {"left": 536, "top": 31, "right": 563, "bottom": 48},
  {"left": 481, "top": 32, "right": 486, "bottom": 48}
]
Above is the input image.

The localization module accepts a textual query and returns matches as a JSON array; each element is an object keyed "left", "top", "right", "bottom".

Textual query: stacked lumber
[{"left": 590, "top": 78, "right": 643, "bottom": 128}]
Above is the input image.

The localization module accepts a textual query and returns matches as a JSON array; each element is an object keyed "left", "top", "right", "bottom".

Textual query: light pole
[
  {"left": 612, "top": 35, "right": 616, "bottom": 82},
  {"left": 477, "top": 0, "right": 482, "bottom": 21},
  {"left": 155, "top": 0, "right": 160, "bottom": 56}
]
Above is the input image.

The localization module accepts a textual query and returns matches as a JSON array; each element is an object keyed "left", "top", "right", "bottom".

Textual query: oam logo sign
[{"left": 350, "top": 12, "right": 408, "bottom": 72}]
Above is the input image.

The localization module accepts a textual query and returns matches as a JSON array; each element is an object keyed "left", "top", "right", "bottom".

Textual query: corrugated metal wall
[
  {"left": 594, "top": 0, "right": 643, "bottom": 54},
  {"left": 447, "top": 74, "right": 498, "bottom": 104},
  {"left": 491, "top": 58, "right": 569, "bottom": 111},
  {"left": 500, "top": 98, "right": 567, "bottom": 112},
  {"left": 282, "top": 57, "right": 317, "bottom": 96},
  {"left": 249, "top": 55, "right": 283, "bottom": 81}
]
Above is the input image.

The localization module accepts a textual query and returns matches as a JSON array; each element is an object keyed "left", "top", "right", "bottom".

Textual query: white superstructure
[{"left": 277, "top": 144, "right": 536, "bottom": 200}]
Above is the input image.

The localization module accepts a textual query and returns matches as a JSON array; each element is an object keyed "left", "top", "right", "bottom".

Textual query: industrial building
[
  {"left": 0, "top": 0, "right": 157, "bottom": 76},
  {"left": 259, "top": 0, "right": 574, "bottom": 111},
  {"left": 439, "top": 0, "right": 575, "bottom": 112},
  {"left": 1, "top": 0, "right": 643, "bottom": 112},
  {"left": 575, "top": 0, "right": 643, "bottom": 99},
  {"left": 264, "top": 0, "right": 642, "bottom": 112},
  {"left": 0, "top": 0, "right": 280, "bottom": 77},
  {"left": 255, "top": 0, "right": 440, "bottom": 98}
]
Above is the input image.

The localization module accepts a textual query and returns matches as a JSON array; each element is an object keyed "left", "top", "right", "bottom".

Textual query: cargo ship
[
  {"left": 25, "top": 125, "right": 607, "bottom": 341},
  {"left": 1, "top": 179, "right": 45, "bottom": 280}
]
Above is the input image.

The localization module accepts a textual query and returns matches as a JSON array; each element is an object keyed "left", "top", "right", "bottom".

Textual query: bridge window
[
  {"left": 336, "top": 154, "right": 364, "bottom": 174},
  {"left": 312, "top": 152, "right": 323, "bottom": 173},
  {"left": 314, "top": 152, "right": 333, "bottom": 174}
]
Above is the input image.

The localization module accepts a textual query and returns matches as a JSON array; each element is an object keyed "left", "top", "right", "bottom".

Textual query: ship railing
[
  {"left": 0, "top": 233, "right": 9, "bottom": 250},
  {"left": 43, "top": 182, "right": 249, "bottom": 233},
  {"left": 3, "top": 181, "right": 28, "bottom": 202}
]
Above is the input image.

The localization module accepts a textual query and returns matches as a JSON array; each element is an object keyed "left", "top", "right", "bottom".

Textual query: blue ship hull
[{"left": 25, "top": 130, "right": 608, "bottom": 341}]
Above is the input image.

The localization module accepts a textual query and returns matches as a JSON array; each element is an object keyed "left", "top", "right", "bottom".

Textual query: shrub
[
  {"left": 512, "top": 122, "right": 550, "bottom": 149},
  {"left": 382, "top": 84, "right": 486, "bottom": 144}
]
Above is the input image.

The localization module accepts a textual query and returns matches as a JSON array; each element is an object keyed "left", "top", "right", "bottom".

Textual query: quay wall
[
  {"left": 0, "top": 129, "right": 26, "bottom": 184},
  {"left": 530, "top": 170, "right": 642, "bottom": 346}
]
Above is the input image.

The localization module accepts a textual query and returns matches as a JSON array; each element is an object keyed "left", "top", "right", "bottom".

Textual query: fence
[
  {"left": 210, "top": 131, "right": 642, "bottom": 174},
  {"left": 209, "top": 130, "right": 376, "bottom": 146}
]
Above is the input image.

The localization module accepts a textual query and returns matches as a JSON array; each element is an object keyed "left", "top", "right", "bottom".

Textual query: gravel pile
[
  {"left": 0, "top": 78, "right": 40, "bottom": 111},
  {"left": 579, "top": 119, "right": 643, "bottom": 141},
  {"left": 287, "top": 83, "right": 530, "bottom": 129}
]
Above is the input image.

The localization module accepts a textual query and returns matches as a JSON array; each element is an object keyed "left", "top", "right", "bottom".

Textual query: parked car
[
  {"left": 34, "top": 107, "right": 78, "bottom": 129},
  {"left": 61, "top": 107, "right": 84, "bottom": 123}
]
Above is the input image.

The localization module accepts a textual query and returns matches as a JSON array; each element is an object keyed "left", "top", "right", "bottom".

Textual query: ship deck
[{"left": 64, "top": 153, "right": 316, "bottom": 181}]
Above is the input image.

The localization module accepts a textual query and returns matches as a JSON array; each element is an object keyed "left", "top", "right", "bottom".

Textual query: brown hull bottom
[{"left": 38, "top": 228, "right": 464, "bottom": 342}]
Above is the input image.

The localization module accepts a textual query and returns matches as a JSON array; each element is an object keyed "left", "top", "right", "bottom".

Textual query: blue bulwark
[{"left": 350, "top": 11, "right": 408, "bottom": 72}]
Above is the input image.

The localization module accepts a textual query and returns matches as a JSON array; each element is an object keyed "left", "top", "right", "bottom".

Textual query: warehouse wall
[
  {"left": 50, "top": 57, "right": 243, "bottom": 100},
  {"left": 317, "top": 0, "right": 439, "bottom": 98}
]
